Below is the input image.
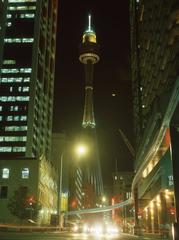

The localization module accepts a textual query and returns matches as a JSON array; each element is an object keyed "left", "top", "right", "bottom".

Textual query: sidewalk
[
  {"left": 0, "top": 224, "right": 59, "bottom": 232},
  {"left": 123, "top": 232, "right": 171, "bottom": 240}
]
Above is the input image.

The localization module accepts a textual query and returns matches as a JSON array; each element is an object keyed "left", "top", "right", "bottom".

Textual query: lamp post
[
  {"left": 59, "top": 151, "right": 64, "bottom": 229},
  {"left": 57, "top": 151, "right": 65, "bottom": 230},
  {"left": 57, "top": 144, "right": 88, "bottom": 230}
]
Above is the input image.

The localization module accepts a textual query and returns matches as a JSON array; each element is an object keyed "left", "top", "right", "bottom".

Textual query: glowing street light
[
  {"left": 58, "top": 143, "right": 88, "bottom": 229},
  {"left": 102, "top": 196, "right": 106, "bottom": 203},
  {"left": 75, "top": 144, "right": 88, "bottom": 157}
]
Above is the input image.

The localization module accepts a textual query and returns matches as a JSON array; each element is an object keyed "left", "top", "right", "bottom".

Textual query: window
[
  {"left": 13, "top": 147, "right": 26, "bottom": 152},
  {"left": 2, "top": 168, "right": 10, "bottom": 179},
  {"left": 0, "top": 147, "right": 12, "bottom": 152},
  {"left": 0, "top": 186, "right": 8, "bottom": 199},
  {"left": 5, "top": 126, "right": 27, "bottom": 131},
  {"left": 22, "top": 168, "right": 29, "bottom": 179}
]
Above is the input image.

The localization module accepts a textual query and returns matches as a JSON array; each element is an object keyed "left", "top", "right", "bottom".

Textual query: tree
[{"left": 7, "top": 186, "right": 39, "bottom": 221}]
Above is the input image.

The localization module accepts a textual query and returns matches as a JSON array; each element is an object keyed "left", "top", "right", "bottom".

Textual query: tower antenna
[{"left": 88, "top": 14, "right": 91, "bottom": 31}]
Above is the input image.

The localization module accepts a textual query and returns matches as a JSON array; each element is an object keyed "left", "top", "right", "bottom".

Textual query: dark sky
[{"left": 53, "top": 0, "right": 134, "bottom": 185}]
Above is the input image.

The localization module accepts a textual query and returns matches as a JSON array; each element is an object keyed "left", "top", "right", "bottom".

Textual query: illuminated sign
[{"left": 168, "top": 175, "right": 174, "bottom": 186}]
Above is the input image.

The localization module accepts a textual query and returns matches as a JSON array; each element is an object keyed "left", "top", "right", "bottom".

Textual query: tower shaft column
[{"left": 85, "top": 62, "right": 94, "bottom": 86}]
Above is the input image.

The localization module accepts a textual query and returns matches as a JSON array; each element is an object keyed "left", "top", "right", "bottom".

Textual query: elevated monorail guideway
[{"left": 64, "top": 198, "right": 133, "bottom": 216}]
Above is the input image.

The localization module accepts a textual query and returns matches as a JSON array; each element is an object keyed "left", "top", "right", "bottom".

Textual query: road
[{"left": 0, "top": 231, "right": 148, "bottom": 240}]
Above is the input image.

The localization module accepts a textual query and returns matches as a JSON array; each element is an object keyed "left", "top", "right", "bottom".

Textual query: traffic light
[
  {"left": 71, "top": 199, "right": 77, "bottom": 208},
  {"left": 27, "top": 196, "right": 34, "bottom": 206}
]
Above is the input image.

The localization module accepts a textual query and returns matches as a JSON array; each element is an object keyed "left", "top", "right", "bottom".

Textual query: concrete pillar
[
  {"left": 160, "top": 191, "right": 168, "bottom": 236},
  {"left": 134, "top": 187, "right": 141, "bottom": 235},
  {"left": 153, "top": 201, "right": 159, "bottom": 233},
  {"left": 170, "top": 125, "right": 179, "bottom": 240},
  {"left": 146, "top": 207, "right": 152, "bottom": 233}
]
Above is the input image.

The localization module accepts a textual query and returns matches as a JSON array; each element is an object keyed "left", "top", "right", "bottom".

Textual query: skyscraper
[
  {"left": 78, "top": 15, "right": 103, "bottom": 207},
  {"left": 0, "top": 0, "right": 57, "bottom": 159},
  {"left": 130, "top": 0, "right": 179, "bottom": 236},
  {"left": 0, "top": 0, "right": 58, "bottom": 224}
]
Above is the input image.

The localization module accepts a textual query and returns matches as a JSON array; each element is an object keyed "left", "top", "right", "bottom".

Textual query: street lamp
[
  {"left": 102, "top": 196, "right": 106, "bottom": 203},
  {"left": 75, "top": 144, "right": 88, "bottom": 158},
  {"left": 58, "top": 143, "right": 88, "bottom": 230},
  {"left": 57, "top": 151, "right": 65, "bottom": 230}
]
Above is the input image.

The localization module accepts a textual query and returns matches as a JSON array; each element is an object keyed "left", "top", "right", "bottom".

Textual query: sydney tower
[{"left": 79, "top": 15, "right": 103, "bottom": 203}]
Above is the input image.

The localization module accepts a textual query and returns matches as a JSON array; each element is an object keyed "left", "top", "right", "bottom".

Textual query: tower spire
[{"left": 88, "top": 14, "right": 91, "bottom": 31}]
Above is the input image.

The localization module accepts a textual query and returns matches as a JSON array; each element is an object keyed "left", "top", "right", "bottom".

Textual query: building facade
[
  {"left": 130, "top": 0, "right": 179, "bottom": 237},
  {"left": 0, "top": 0, "right": 58, "bottom": 224},
  {"left": 112, "top": 171, "right": 134, "bottom": 233}
]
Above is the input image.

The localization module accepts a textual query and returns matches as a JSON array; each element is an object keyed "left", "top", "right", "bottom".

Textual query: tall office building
[
  {"left": 0, "top": 0, "right": 57, "bottom": 159},
  {"left": 112, "top": 171, "right": 134, "bottom": 233},
  {"left": 130, "top": 0, "right": 179, "bottom": 236},
  {"left": 78, "top": 15, "right": 103, "bottom": 208},
  {"left": 0, "top": 0, "right": 58, "bottom": 224}
]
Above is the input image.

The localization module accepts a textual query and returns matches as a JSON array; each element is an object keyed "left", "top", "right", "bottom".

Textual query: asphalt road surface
[{"left": 0, "top": 231, "right": 145, "bottom": 240}]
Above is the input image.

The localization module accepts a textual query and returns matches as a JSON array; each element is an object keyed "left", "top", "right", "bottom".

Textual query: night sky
[{"left": 53, "top": 0, "right": 134, "bottom": 186}]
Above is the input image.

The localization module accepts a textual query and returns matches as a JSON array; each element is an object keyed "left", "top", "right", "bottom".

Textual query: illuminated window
[
  {"left": 22, "top": 38, "right": 34, "bottom": 43},
  {"left": 5, "top": 126, "right": 27, "bottom": 131},
  {"left": 20, "top": 13, "right": 35, "bottom": 18},
  {"left": 4, "top": 38, "right": 34, "bottom": 43},
  {"left": 0, "top": 96, "right": 29, "bottom": 102},
  {"left": 0, "top": 106, "right": 2, "bottom": 111},
  {"left": 1, "top": 68, "right": 19, "bottom": 73},
  {"left": 1, "top": 68, "right": 31, "bottom": 74},
  {"left": 20, "top": 116, "right": 27, "bottom": 121},
  {"left": 6, "top": 14, "right": 12, "bottom": 18},
  {"left": 1, "top": 77, "right": 22, "bottom": 82},
  {"left": 7, "top": 116, "right": 13, "bottom": 121},
  {"left": 1, "top": 77, "right": 30, "bottom": 83},
  {"left": 14, "top": 116, "right": 20, "bottom": 121},
  {"left": 142, "top": 169, "right": 147, "bottom": 178},
  {"left": 0, "top": 147, "right": 12, "bottom": 152},
  {"left": 10, "top": 106, "right": 19, "bottom": 111},
  {"left": 8, "top": 6, "right": 36, "bottom": 11},
  {"left": 4, "top": 38, "right": 19, "bottom": 43},
  {"left": 2, "top": 168, "right": 10, "bottom": 179},
  {"left": 16, "top": 96, "right": 30, "bottom": 101},
  {"left": 7, "top": 22, "right": 12, "bottom": 27},
  {"left": 13, "top": 147, "right": 26, "bottom": 152},
  {"left": 21, "top": 168, "right": 29, "bottom": 179},
  {"left": 126, "top": 192, "right": 131, "bottom": 199},
  {"left": 3, "top": 60, "right": 15, "bottom": 65},
  {"left": 22, "top": 87, "right": 29, "bottom": 92},
  {"left": 0, "top": 136, "right": 27, "bottom": 142},
  {"left": 20, "top": 68, "right": 32, "bottom": 73},
  {"left": 6, "top": 115, "right": 27, "bottom": 121},
  {"left": 24, "top": 77, "right": 30, "bottom": 82},
  {"left": 8, "top": 0, "right": 36, "bottom": 2}
]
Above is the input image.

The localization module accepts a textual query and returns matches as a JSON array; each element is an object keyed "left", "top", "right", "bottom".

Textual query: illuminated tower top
[
  {"left": 79, "top": 14, "right": 99, "bottom": 65},
  {"left": 82, "top": 14, "right": 97, "bottom": 44}
]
